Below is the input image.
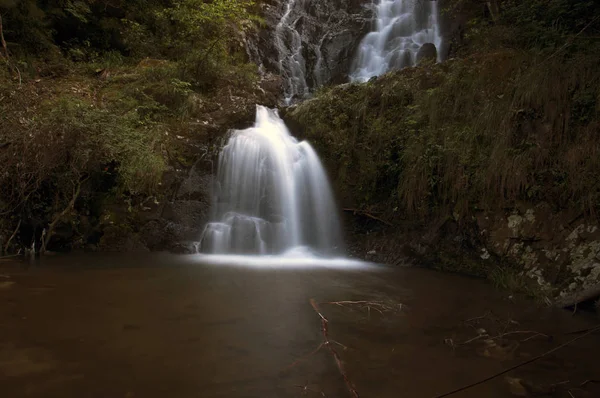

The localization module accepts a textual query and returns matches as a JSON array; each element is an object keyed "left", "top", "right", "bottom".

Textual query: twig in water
[
  {"left": 459, "top": 330, "right": 547, "bottom": 345},
  {"left": 432, "top": 324, "right": 600, "bottom": 398},
  {"left": 465, "top": 311, "right": 492, "bottom": 323},
  {"left": 323, "top": 300, "right": 403, "bottom": 316},
  {"left": 490, "top": 330, "right": 549, "bottom": 341},
  {"left": 579, "top": 379, "right": 600, "bottom": 388},
  {"left": 286, "top": 343, "right": 325, "bottom": 370},
  {"left": 310, "top": 299, "right": 360, "bottom": 398},
  {"left": 460, "top": 334, "right": 489, "bottom": 345},
  {"left": 520, "top": 332, "right": 550, "bottom": 342}
]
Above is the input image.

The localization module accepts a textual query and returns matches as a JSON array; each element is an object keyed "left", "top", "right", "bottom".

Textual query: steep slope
[{"left": 285, "top": 0, "right": 600, "bottom": 301}]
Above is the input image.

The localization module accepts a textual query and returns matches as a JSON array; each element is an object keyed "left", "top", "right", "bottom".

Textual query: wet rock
[
  {"left": 98, "top": 225, "right": 149, "bottom": 253},
  {"left": 248, "top": 0, "right": 374, "bottom": 94},
  {"left": 471, "top": 203, "right": 600, "bottom": 300},
  {"left": 169, "top": 241, "right": 199, "bottom": 254},
  {"left": 417, "top": 43, "right": 438, "bottom": 63},
  {"left": 162, "top": 201, "right": 208, "bottom": 235}
]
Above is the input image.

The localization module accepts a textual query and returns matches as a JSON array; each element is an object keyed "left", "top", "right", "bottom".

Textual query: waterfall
[
  {"left": 350, "top": 0, "right": 443, "bottom": 82},
  {"left": 275, "top": 0, "right": 309, "bottom": 104},
  {"left": 199, "top": 106, "right": 343, "bottom": 256}
]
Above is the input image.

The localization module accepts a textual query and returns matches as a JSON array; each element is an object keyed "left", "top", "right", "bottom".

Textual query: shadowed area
[{"left": 1, "top": 253, "right": 599, "bottom": 398}]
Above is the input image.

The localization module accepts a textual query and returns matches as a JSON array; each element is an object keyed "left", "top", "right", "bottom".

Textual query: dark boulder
[{"left": 417, "top": 43, "right": 438, "bottom": 63}]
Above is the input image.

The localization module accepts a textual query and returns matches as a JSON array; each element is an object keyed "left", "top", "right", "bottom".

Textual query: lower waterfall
[{"left": 199, "top": 106, "right": 343, "bottom": 257}]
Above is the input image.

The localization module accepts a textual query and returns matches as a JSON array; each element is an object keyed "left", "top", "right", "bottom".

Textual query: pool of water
[{"left": 0, "top": 253, "right": 598, "bottom": 397}]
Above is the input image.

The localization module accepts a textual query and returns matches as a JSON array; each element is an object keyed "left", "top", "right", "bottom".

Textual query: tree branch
[
  {"left": 343, "top": 208, "right": 393, "bottom": 226},
  {"left": 309, "top": 299, "right": 360, "bottom": 398},
  {"left": 41, "top": 178, "right": 87, "bottom": 254},
  {"left": 3, "top": 219, "right": 21, "bottom": 255}
]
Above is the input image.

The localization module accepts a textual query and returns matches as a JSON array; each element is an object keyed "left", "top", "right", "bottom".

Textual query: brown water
[{"left": 0, "top": 253, "right": 598, "bottom": 398}]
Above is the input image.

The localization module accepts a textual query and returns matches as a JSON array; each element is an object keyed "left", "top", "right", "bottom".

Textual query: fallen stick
[
  {"left": 579, "top": 379, "right": 600, "bottom": 387},
  {"left": 323, "top": 300, "right": 403, "bottom": 316},
  {"left": 342, "top": 208, "right": 393, "bottom": 226},
  {"left": 310, "top": 298, "right": 360, "bottom": 398},
  {"left": 432, "top": 324, "right": 600, "bottom": 398},
  {"left": 285, "top": 343, "right": 325, "bottom": 370}
]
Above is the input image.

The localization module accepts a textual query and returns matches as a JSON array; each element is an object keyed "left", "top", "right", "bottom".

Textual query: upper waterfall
[
  {"left": 275, "top": 0, "right": 310, "bottom": 104},
  {"left": 199, "top": 106, "right": 343, "bottom": 256},
  {"left": 350, "top": 0, "right": 443, "bottom": 82}
]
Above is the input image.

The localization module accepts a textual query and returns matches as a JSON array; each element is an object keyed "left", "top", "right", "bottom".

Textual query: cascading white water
[
  {"left": 350, "top": 0, "right": 442, "bottom": 82},
  {"left": 199, "top": 106, "right": 343, "bottom": 256},
  {"left": 275, "top": 0, "right": 309, "bottom": 104}
]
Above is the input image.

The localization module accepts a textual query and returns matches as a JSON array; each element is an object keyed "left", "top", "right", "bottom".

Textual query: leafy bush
[
  {"left": 0, "top": 86, "right": 165, "bottom": 233},
  {"left": 1, "top": 0, "right": 260, "bottom": 88},
  {"left": 450, "top": 0, "right": 600, "bottom": 54}
]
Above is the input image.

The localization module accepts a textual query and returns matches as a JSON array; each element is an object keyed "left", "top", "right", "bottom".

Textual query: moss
[{"left": 289, "top": 47, "right": 600, "bottom": 223}]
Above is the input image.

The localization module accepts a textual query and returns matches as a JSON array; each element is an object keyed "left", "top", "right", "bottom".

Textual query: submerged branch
[
  {"left": 433, "top": 324, "right": 600, "bottom": 398},
  {"left": 309, "top": 298, "right": 360, "bottom": 398}
]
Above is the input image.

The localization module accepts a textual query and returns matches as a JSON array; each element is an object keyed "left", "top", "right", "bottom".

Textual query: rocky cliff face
[{"left": 247, "top": 0, "right": 374, "bottom": 99}]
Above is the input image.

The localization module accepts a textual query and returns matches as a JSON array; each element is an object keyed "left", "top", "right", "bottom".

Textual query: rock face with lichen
[{"left": 476, "top": 205, "right": 600, "bottom": 298}]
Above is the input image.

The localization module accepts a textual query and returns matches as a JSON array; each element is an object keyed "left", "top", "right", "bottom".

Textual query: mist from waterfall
[
  {"left": 199, "top": 106, "right": 343, "bottom": 257},
  {"left": 275, "top": 0, "right": 309, "bottom": 104},
  {"left": 350, "top": 0, "right": 442, "bottom": 82}
]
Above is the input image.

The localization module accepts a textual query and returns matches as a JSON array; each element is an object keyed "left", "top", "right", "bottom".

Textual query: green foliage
[
  {"left": 134, "top": 0, "right": 258, "bottom": 89},
  {"left": 42, "top": 97, "right": 165, "bottom": 195},
  {"left": 291, "top": 47, "right": 600, "bottom": 220},
  {"left": 290, "top": 0, "right": 600, "bottom": 222},
  {"left": 451, "top": 0, "right": 600, "bottom": 54},
  {"left": 0, "top": 0, "right": 261, "bottom": 252},
  {"left": 1, "top": 0, "right": 259, "bottom": 89},
  {"left": 499, "top": 0, "right": 599, "bottom": 49},
  {"left": 0, "top": 80, "right": 166, "bottom": 236}
]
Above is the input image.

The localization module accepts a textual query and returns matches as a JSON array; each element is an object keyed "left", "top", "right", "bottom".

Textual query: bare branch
[
  {"left": 3, "top": 219, "right": 21, "bottom": 255},
  {"left": 41, "top": 177, "right": 87, "bottom": 254},
  {"left": 342, "top": 208, "right": 393, "bottom": 226},
  {"left": 309, "top": 299, "right": 360, "bottom": 398}
]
